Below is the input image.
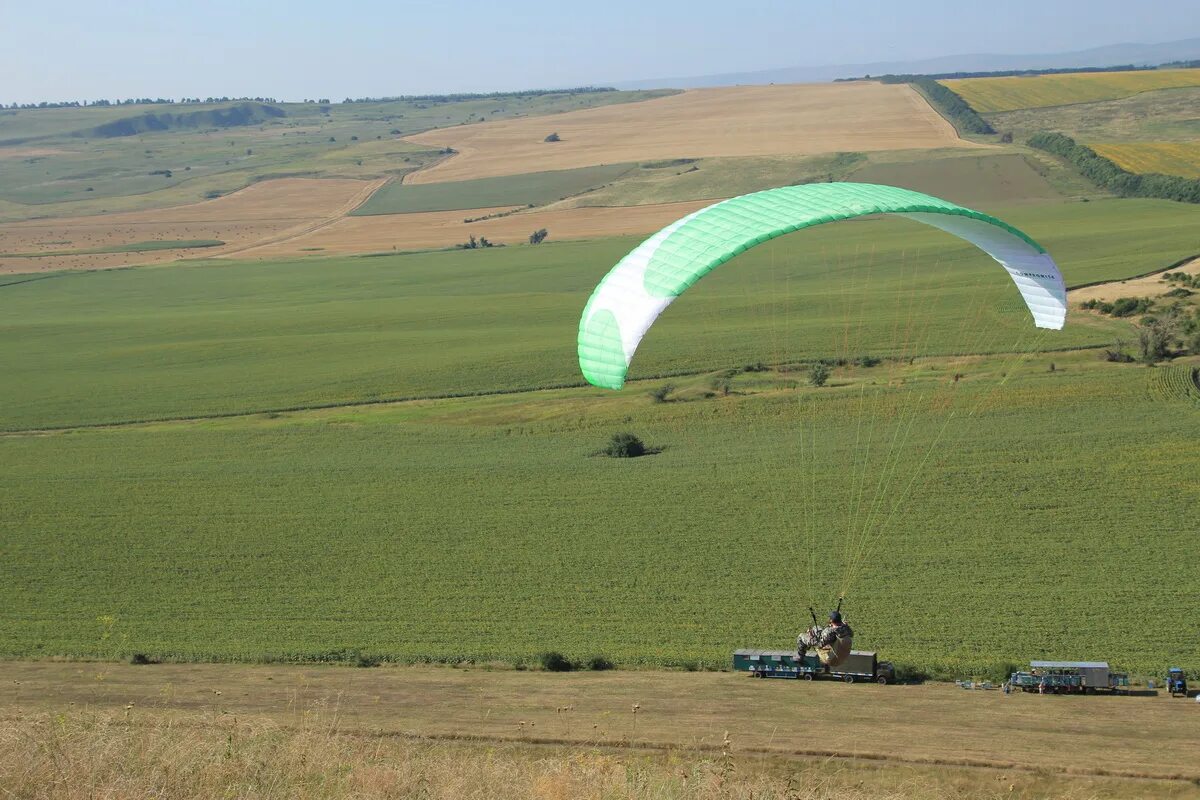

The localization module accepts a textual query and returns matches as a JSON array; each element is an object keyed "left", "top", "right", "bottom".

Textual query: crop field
[
  {"left": 986, "top": 87, "right": 1200, "bottom": 145},
  {"left": 0, "top": 90, "right": 674, "bottom": 221},
  {"left": 7, "top": 198, "right": 1198, "bottom": 430},
  {"left": 2, "top": 194, "right": 1199, "bottom": 675},
  {"left": 353, "top": 164, "right": 636, "bottom": 215},
  {"left": 1, "top": 348, "right": 1197, "bottom": 674},
  {"left": 403, "top": 84, "right": 969, "bottom": 184},
  {"left": 1092, "top": 142, "right": 1200, "bottom": 178},
  {"left": 236, "top": 199, "right": 710, "bottom": 257},
  {"left": 0, "top": 177, "right": 382, "bottom": 273},
  {"left": 942, "top": 68, "right": 1200, "bottom": 113}
]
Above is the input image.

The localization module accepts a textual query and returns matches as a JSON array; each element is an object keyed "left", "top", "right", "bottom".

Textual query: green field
[
  {"left": 0, "top": 90, "right": 675, "bottom": 221},
  {"left": 353, "top": 164, "right": 636, "bottom": 215},
  {"left": 2, "top": 191, "right": 1200, "bottom": 676},
  {"left": 987, "top": 87, "right": 1200, "bottom": 145},
  {"left": 7, "top": 199, "right": 1199, "bottom": 431},
  {"left": 1, "top": 349, "right": 1196, "bottom": 674}
]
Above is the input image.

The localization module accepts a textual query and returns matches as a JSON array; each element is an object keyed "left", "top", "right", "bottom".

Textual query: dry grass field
[
  {"left": 404, "top": 84, "right": 971, "bottom": 184},
  {"left": 942, "top": 68, "right": 1200, "bottom": 113},
  {"left": 1071, "top": 257, "right": 1200, "bottom": 304},
  {"left": 1092, "top": 141, "right": 1200, "bottom": 179},
  {"left": 0, "top": 178, "right": 382, "bottom": 274},
  {"left": 235, "top": 199, "right": 712, "bottom": 257},
  {"left": 1, "top": 662, "right": 1198, "bottom": 799}
]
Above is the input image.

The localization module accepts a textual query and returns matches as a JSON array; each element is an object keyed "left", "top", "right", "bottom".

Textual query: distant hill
[
  {"left": 75, "top": 102, "right": 285, "bottom": 138},
  {"left": 614, "top": 37, "right": 1200, "bottom": 89}
]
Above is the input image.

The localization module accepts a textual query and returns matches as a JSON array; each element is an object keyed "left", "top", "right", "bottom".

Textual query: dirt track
[{"left": 405, "top": 84, "right": 971, "bottom": 184}]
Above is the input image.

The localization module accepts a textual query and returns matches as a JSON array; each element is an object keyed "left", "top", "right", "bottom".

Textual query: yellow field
[
  {"left": 1092, "top": 141, "right": 1200, "bottom": 178},
  {"left": 405, "top": 83, "right": 970, "bottom": 184},
  {"left": 942, "top": 68, "right": 1200, "bottom": 113}
]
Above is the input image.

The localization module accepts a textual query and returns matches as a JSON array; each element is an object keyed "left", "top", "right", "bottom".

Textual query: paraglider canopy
[{"left": 577, "top": 183, "right": 1066, "bottom": 389}]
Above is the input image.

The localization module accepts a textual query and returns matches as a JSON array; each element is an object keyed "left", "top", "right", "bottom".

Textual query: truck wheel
[
  {"left": 843, "top": 674, "right": 855, "bottom": 684},
  {"left": 877, "top": 675, "right": 889, "bottom": 685},
  {"left": 802, "top": 673, "right": 814, "bottom": 681}
]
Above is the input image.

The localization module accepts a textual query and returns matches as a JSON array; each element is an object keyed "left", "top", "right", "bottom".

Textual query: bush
[
  {"left": 603, "top": 432, "right": 646, "bottom": 458},
  {"left": 649, "top": 383, "right": 675, "bottom": 403},
  {"left": 129, "top": 653, "right": 158, "bottom": 665},
  {"left": 855, "top": 355, "right": 881, "bottom": 368},
  {"left": 586, "top": 655, "right": 615, "bottom": 671},
  {"left": 809, "top": 362, "right": 831, "bottom": 387},
  {"left": 539, "top": 651, "right": 575, "bottom": 671},
  {"left": 529, "top": 228, "right": 548, "bottom": 245},
  {"left": 1138, "top": 319, "right": 1176, "bottom": 363},
  {"left": 1110, "top": 297, "right": 1153, "bottom": 317},
  {"left": 544, "top": 132, "right": 561, "bottom": 142}
]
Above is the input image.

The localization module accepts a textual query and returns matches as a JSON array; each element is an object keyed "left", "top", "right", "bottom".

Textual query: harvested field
[
  {"left": 3, "top": 662, "right": 1200, "bottom": 799},
  {"left": 943, "top": 68, "right": 1200, "bottom": 113},
  {"left": 235, "top": 199, "right": 711, "bottom": 258},
  {"left": 1092, "top": 141, "right": 1200, "bottom": 179},
  {"left": 1071, "top": 257, "right": 1200, "bottom": 304},
  {"left": 404, "top": 84, "right": 970, "bottom": 184},
  {"left": 0, "top": 177, "right": 382, "bottom": 274}
]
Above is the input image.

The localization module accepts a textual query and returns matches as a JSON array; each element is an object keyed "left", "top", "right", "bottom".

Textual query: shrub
[
  {"left": 855, "top": 355, "right": 881, "bottom": 368},
  {"left": 529, "top": 228, "right": 549, "bottom": 245},
  {"left": 539, "top": 651, "right": 575, "bottom": 671},
  {"left": 544, "top": 132, "right": 561, "bottom": 142},
  {"left": 1138, "top": 323, "right": 1173, "bottom": 363},
  {"left": 809, "top": 362, "right": 831, "bottom": 387},
  {"left": 603, "top": 432, "right": 646, "bottom": 458},
  {"left": 586, "top": 655, "right": 615, "bottom": 671},
  {"left": 912, "top": 79, "right": 994, "bottom": 135},
  {"left": 1110, "top": 297, "right": 1153, "bottom": 317},
  {"left": 129, "top": 653, "right": 158, "bottom": 665},
  {"left": 649, "top": 384, "right": 675, "bottom": 403}
]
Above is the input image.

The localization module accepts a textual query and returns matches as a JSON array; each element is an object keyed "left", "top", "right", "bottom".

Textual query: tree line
[
  {"left": 911, "top": 79, "right": 995, "bottom": 135},
  {"left": 4, "top": 96, "right": 279, "bottom": 110},
  {"left": 1027, "top": 132, "right": 1200, "bottom": 203}
]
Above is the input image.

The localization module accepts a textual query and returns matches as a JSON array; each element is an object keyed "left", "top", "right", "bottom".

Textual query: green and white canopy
[{"left": 577, "top": 182, "right": 1066, "bottom": 389}]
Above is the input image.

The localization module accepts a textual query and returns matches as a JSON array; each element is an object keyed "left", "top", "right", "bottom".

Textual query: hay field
[
  {"left": 0, "top": 177, "right": 382, "bottom": 274},
  {"left": 236, "top": 199, "right": 711, "bottom": 257},
  {"left": 942, "top": 68, "right": 1200, "bottom": 113},
  {"left": 1092, "top": 141, "right": 1200, "bottom": 178},
  {"left": 3, "top": 663, "right": 1199, "bottom": 800},
  {"left": 404, "top": 84, "right": 970, "bottom": 184}
]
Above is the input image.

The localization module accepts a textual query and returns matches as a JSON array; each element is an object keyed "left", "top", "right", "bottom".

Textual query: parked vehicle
[
  {"left": 1009, "top": 660, "right": 1129, "bottom": 694},
  {"left": 733, "top": 649, "right": 894, "bottom": 684}
]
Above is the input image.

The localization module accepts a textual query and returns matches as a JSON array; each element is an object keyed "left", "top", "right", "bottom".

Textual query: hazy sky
[{"left": 4, "top": 0, "right": 1198, "bottom": 103}]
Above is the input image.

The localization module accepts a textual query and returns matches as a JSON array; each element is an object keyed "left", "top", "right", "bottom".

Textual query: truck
[
  {"left": 733, "top": 649, "right": 895, "bottom": 684},
  {"left": 1009, "top": 660, "right": 1129, "bottom": 694}
]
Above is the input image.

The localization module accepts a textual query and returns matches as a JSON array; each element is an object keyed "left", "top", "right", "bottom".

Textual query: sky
[{"left": 3, "top": 0, "right": 1198, "bottom": 104}]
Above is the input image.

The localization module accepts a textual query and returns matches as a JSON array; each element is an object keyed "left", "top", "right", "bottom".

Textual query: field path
[{"left": 404, "top": 83, "right": 972, "bottom": 184}]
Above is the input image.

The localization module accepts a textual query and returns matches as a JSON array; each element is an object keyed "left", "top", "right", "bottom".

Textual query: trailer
[
  {"left": 1010, "top": 660, "right": 1129, "bottom": 694},
  {"left": 733, "top": 649, "right": 895, "bottom": 684}
]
